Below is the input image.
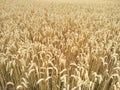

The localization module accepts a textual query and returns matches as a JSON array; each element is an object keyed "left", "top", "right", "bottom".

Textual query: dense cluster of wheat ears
[{"left": 0, "top": 0, "right": 120, "bottom": 90}]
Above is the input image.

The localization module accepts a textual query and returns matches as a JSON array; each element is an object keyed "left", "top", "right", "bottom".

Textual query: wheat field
[{"left": 0, "top": 0, "right": 120, "bottom": 90}]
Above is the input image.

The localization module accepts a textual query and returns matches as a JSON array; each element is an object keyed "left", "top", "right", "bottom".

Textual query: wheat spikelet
[
  {"left": 16, "top": 85, "right": 23, "bottom": 90},
  {"left": 36, "top": 78, "right": 44, "bottom": 85},
  {"left": 7, "top": 82, "right": 14, "bottom": 86}
]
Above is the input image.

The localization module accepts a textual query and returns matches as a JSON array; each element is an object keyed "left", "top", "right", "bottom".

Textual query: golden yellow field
[{"left": 0, "top": 0, "right": 120, "bottom": 90}]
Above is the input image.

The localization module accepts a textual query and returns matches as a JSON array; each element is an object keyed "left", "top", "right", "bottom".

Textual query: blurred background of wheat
[{"left": 0, "top": 0, "right": 120, "bottom": 90}]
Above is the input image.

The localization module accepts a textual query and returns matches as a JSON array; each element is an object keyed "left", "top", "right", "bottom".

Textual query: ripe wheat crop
[{"left": 0, "top": 0, "right": 120, "bottom": 90}]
